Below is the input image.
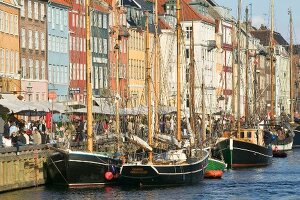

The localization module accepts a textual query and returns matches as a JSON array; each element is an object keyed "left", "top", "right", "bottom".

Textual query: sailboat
[
  {"left": 119, "top": 0, "right": 208, "bottom": 187},
  {"left": 213, "top": 1, "right": 272, "bottom": 169},
  {"left": 44, "top": 0, "right": 122, "bottom": 187}
]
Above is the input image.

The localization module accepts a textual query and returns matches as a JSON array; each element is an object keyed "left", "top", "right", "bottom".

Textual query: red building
[
  {"left": 106, "top": 0, "right": 129, "bottom": 107},
  {"left": 68, "top": 1, "right": 86, "bottom": 103}
]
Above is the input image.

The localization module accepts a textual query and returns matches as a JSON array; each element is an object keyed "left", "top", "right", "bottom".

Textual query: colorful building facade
[
  {"left": 69, "top": 0, "right": 86, "bottom": 104},
  {"left": 47, "top": 0, "right": 70, "bottom": 102},
  {"left": 19, "top": 0, "right": 47, "bottom": 102},
  {"left": 0, "top": 0, "right": 20, "bottom": 94}
]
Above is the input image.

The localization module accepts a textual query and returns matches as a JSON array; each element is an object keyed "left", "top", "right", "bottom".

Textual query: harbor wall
[{"left": 0, "top": 145, "right": 51, "bottom": 193}]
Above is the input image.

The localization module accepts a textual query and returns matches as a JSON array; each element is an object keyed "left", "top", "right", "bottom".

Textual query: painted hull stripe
[
  {"left": 121, "top": 163, "right": 208, "bottom": 176},
  {"left": 233, "top": 147, "right": 273, "bottom": 158},
  {"left": 69, "top": 159, "right": 111, "bottom": 166}
]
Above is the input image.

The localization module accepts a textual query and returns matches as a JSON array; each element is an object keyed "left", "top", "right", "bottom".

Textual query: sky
[{"left": 214, "top": 0, "right": 300, "bottom": 44}]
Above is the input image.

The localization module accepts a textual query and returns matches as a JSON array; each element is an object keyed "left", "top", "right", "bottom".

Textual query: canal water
[{"left": 1, "top": 149, "right": 300, "bottom": 200}]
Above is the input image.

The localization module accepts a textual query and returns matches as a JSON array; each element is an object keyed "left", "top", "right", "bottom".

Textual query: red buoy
[
  {"left": 105, "top": 171, "right": 114, "bottom": 180},
  {"left": 204, "top": 170, "right": 223, "bottom": 179}
]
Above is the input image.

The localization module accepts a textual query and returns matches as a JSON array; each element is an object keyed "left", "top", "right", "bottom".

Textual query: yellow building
[
  {"left": 127, "top": 28, "right": 154, "bottom": 108},
  {"left": 0, "top": 0, "right": 20, "bottom": 93}
]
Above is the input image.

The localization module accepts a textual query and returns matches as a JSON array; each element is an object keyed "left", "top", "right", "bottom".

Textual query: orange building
[{"left": 0, "top": 0, "right": 20, "bottom": 93}]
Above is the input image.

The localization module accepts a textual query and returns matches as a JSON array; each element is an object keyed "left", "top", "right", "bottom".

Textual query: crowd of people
[{"left": 0, "top": 112, "right": 230, "bottom": 149}]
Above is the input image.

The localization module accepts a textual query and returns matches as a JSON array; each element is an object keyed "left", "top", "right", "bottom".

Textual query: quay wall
[{"left": 0, "top": 145, "right": 52, "bottom": 193}]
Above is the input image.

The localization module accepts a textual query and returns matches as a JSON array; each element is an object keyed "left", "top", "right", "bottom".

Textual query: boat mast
[
  {"left": 289, "top": 8, "right": 294, "bottom": 123},
  {"left": 231, "top": 20, "right": 236, "bottom": 127},
  {"left": 237, "top": 0, "right": 242, "bottom": 133},
  {"left": 201, "top": 72, "right": 206, "bottom": 146},
  {"left": 176, "top": 0, "right": 181, "bottom": 141},
  {"left": 145, "top": 12, "right": 153, "bottom": 162},
  {"left": 189, "top": 22, "right": 195, "bottom": 139},
  {"left": 86, "top": 0, "right": 93, "bottom": 152},
  {"left": 245, "top": 6, "right": 249, "bottom": 124},
  {"left": 115, "top": 4, "right": 121, "bottom": 152},
  {"left": 154, "top": 0, "right": 159, "bottom": 135},
  {"left": 270, "top": 0, "right": 275, "bottom": 119}
]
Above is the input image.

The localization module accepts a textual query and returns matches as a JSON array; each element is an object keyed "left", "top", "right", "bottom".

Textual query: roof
[
  {"left": 157, "top": 0, "right": 215, "bottom": 24},
  {"left": 251, "top": 25, "right": 289, "bottom": 47},
  {"left": 158, "top": 17, "right": 172, "bottom": 29},
  {"left": 124, "top": 0, "right": 153, "bottom": 11},
  {"left": 50, "top": 0, "right": 71, "bottom": 7},
  {"left": 90, "top": 1, "right": 110, "bottom": 13}
]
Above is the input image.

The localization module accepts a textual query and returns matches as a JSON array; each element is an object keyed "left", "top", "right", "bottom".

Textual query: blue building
[{"left": 47, "top": 0, "right": 70, "bottom": 102}]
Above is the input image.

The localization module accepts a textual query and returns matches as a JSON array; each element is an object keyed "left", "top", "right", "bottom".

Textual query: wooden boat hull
[
  {"left": 214, "top": 138, "right": 273, "bottom": 169},
  {"left": 119, "top": 150, "right": 209, "bottom": 187},
  {"left": 204, "top": 158, "right": 226, "bottom": 178},
  {"left": 44, "top": 151, "right": 121, "bottom": 188},
  {"left": 272, "top": 134, "right": 293, "bottom": 151}
]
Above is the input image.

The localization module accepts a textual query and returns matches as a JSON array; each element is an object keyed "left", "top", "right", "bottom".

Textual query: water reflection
[{"left": 1, "top": 149, "right": 300, "bottom": 200}]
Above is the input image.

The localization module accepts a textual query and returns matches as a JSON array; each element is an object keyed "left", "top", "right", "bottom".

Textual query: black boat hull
[
  {"left": 119, "top": 150, "right": 209, "bottom": 187},
  {"left": 214, "top": 138, "right": 273, "bottom": 169},
  {"left": 293, "top": 127, "right": 300, "bottom": 148},
  {"left": 45, "top": 151, "right": 121, "bottom": 188}
]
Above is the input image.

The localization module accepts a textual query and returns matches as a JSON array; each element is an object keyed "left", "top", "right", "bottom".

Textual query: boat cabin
[
  {"left": 223, "top": 129, "right": 264, "bottom": 146},
  {"left": 238, "top": 129, "right": 265, "bottom": 146}
]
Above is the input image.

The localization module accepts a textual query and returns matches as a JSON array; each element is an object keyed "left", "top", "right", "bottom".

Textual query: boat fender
[
  {"left": 274, "top": 146, "right": 278, "bottom": 152},
  {"left": 105, "top": 171, "right": 114, "bottom": 181}
]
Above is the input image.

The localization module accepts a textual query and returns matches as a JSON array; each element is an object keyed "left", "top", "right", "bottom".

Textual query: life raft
[{"left": 204, "top": 170, "right": 223, "bottom": 179}]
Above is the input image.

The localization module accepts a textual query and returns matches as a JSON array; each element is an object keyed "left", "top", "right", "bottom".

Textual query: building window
[
  {"left": 36, "top": 94, "right": 39, "bottom": 101},
  {"left": 76, "top": 63, "right": 79, "bottom": 80},
  {"left": 21, "top": 58, "right": 26, "bottom": 78},
  {"left": 9, "top": 14, "right": 14, "bottom": 35},
  {"left": 93, "top": 13, "right": 97, "bottom": 26},
  {"left": 83, "top": 39, "right": 86, "bottom": 52},
  {"left": 21, "top": 28, "right": 26, "bottom": 48},
  {"left": 72, "top": 36, "right": 75, "bottom": 51},
  {"left": 28, "top": 30, "right": 33, "bottom": 49},
  {"left": 4, "top": 13, "right": 8, "bottom": 33},
  {"left": 72, "top": 13, "right": 75, "bottom": 27},
  {"left": 35, "top": 31, "right": 39, "bottom": 50},
  {"left": 98, "top": 13, "right": 102, "bottom": 28},
  {"left": 56, "top": 36, "right": 59, "bottom": 52},
  {"left": 15, "top": 52, "right": 19, "bottom": 74},
  {"left": 103, "top": 14, "right": 107, "bottom": 28},
  {"left": 0, "top": 49, "right": 4, "bottom": 72},
  {"left": 14, "top": 15, "right": 18, "bottom": 35},
  {"left": 94, "top": 37, "right": 97, "bottom": 53},
  {"left": 29, "top": 59, "right": 33, "bottom": 79},
  {"left": 35, "top": 60, "right": 39, "bottom": 79},
  {"left": 64, "top": 12, "right": 67, "bottom": 26},
  {"left": 56, "top": 9, "right": 59, "bottom": 25},
  {"left": 60, "top": 10, "right": 63, "bottom": 31},
  {"left": 41, "top": 32, "right": 45, "bottom": 51},
  {"left": 10, "top": 51, "right": 14, "bottom": 73},
  {"left": 103, "top": 39, "right": 107, "bottom": 54},
  {"left": 34, "top": 2, "right": 38, "bottom": 20},
  {"left": 75, "top": 14, "right": 78, "bottom": 27},
  {"left": 80, "top": 38, "right": 83, "bottom": 51},
  {"left": 99, "top": 38, "right": 102, "bottom": 53},
  {"left": 20, "top": 0, "right": 25, "bottom": 17},
  {"left": 83, "top": 64, "right": 86, "bottom": 80},
  {"left": 28, "top": 0, "right": 32, "bottom": 19},
  {"left": 51, "top": 8, "right": 55, "bottom": 29},
  {"left": 6, "top": 49, "right": 10, "bottom": 73},
  {"left": 0, "top": 11, "right": 3, "bottom": 32},
  {"left": 69, "top": 37, "right": 72, "bottom": 51},
  {"left": 186, "top": 26, "right": 192, "bottom": 39},
  {"left": 49, "top": 64, "right": 52, "bottom": 83},
  {"left": 41, "top": 3, "right": 45, "bottom": 21},
  {"left": 41, "top": 61, "right": 45, "bottom": 80},
  {"left": 48, "top": 7, "right": 51, "bottom": 22}
]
